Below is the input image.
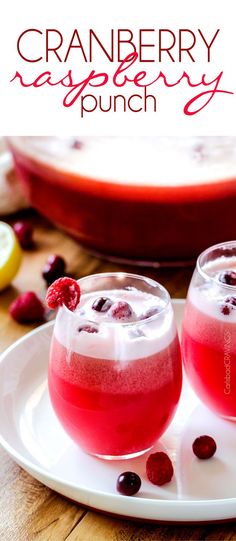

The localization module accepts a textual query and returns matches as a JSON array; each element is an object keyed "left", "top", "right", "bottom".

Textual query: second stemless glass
[
  {"left": 182, "top": 241, "right": 236, "bottom": 419},
  {"left": 48, "top": 272, "right": 182, "bottom": 459}
]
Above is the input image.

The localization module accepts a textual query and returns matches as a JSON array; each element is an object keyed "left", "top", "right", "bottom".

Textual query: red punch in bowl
[{"left": 7, "top": 136, "right": 236, "bottom": 265}]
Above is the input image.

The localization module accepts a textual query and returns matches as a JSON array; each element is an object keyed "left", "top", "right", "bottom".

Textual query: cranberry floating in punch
[
  {"left": 7, "top": 136, "right": 236, "bottom": 264},
  {"left": 47, "top": 273, "right": 182, "bottom": 459}
]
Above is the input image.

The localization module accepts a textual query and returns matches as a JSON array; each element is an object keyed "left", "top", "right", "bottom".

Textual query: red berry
[
  {"left": 192, "top": 435, "right": 217, "bottom": 459},
  {"left": 219, "top": 271, "right": 236, "bottom": 286},
  {"left": 225, "top": 296, "right": 236, "bottom": 306},
  {"left": 46, "top": 277, "right": 80, "bottom": 312},
  {"left": 146, "top": 452, "right": 174, "bottom": 486},
  {"left": 13, "top": 221, "right": 33, "bottom": 249},
  {"left": 92, "top": 297, "right": 112, "bottom": 312},
  {"left": 220, "top": 296, "right": 236, "bottom": 315},
  {"left": 42, "top": 254, "right": 66, "bottom": 285},
  {"left": 221, "top": 304, "right": 232, "bottom": 315},
  {"left": 116, "top": 472, "right": 141, "bottom": 496},
  {"left": 9, "top": 291, "right": 45, "bottom": 323},
  {"left": 78, "top": 325, "right": 98, "bottom": 334},
  {"left": 109, "top": 301, "right": 133, "bottom": 321}
]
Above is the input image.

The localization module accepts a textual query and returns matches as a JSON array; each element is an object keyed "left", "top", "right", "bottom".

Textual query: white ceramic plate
[{"left": 0, "top": 300, "right": 236, "bottom": 523}]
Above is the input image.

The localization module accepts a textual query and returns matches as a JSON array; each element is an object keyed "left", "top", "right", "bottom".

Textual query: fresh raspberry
[
  {"left": 13, "top": 221, "right": 34, "bottom": 249},
  {"left": 192, "top": 435, "right": 217, "bottom": 459},
  {"left": 46, "top": 277, "right": 80, "bottom": 311},
  {"left": 109, "top": 301, "right": 133, "bottom": 321},
  {"left": 9, "top": 291, "right": 45, "bottom": 323},
  {"left": 146, "top": 452, "right": 174, "bottom": 486}
]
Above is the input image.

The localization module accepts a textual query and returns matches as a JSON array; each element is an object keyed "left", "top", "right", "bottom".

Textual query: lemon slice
[{"left": 0, "top": 221, "right": 22, "bottom": 290}]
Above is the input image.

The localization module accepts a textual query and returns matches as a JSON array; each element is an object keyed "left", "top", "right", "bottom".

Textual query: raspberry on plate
[
  {"left": 9, "top": 291, "right": 45, "bottom": 323},
  {"left": 46, "top": 277, "right": 80, "bottom": 311},
  {"left": 146, "top": 451, "right": 174, "bottom": 486}
]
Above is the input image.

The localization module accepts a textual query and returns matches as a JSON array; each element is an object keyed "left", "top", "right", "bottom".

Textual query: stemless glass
[
  {"left": 182, "top": 241, "right": 236, "bottom": 419},
  {"left": 48, "top": 272, "right": 182, "bottom": 459}
]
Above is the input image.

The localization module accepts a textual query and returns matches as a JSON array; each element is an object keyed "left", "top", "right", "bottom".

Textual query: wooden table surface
[{"left": 0, "top": 212, "right": 236, "bottom": 541}]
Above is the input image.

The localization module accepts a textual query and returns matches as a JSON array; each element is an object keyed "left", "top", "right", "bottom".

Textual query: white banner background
[{"left": 0, "top": 0, "right": 235, "bottom": 135}]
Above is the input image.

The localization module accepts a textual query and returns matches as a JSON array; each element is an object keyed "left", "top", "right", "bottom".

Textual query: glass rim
[
  {"left": 196, "top": 240, "right": 236, "bottom": 290},
  {"left": 62, "top": 271, "right": 171, "bottom": 327}
]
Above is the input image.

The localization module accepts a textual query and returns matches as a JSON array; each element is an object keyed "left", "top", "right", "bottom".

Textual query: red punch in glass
[
  {"left": 48, "top": 272, "right": 182, "bottom": 459},
  {"left": 182, "top": 241, "right": 236, "bottom": 419}
]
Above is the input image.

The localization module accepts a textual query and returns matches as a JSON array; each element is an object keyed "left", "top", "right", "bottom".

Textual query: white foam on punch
[
  {"left": 10, "top": 136, "right": 236, "bottom": 187},
  {"left": 54, "top": 288, "right": 177, "bottom": 361},
  {"left": 189, "top": 256, "right": 236, "bottom": 323}
]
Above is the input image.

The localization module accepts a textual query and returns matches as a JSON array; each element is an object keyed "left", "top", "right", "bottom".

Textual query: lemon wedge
[{"left": 0, "top": 221, "right": 22, "bottom": 290}]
